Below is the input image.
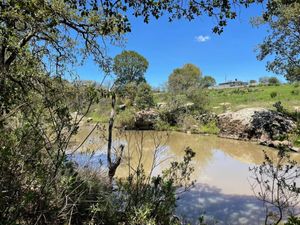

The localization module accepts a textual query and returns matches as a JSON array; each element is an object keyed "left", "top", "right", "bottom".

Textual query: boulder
[
  {"left": 134, "top": 110, "right": 159, "bottom": 130},
  {"left": 217, "top": 108, "right": 296, "bottom": 143},
  {"left": 118, "top": 104, "right": 126, "bottom": 110}
]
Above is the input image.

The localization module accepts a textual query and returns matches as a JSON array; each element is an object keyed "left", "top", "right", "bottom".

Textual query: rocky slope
[{"left": 217, "top": 108, "right": 298, "bottom": 151}]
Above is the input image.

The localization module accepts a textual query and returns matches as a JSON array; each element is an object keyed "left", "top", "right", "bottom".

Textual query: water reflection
[
  {"left": 69, "top": 126, "right": 300, "bottom": 224},
  {"left": 177, "top": 183, "right": 265, "bottom": 225}
]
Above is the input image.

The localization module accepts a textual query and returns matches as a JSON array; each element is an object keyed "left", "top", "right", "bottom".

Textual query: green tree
[
  {"left": 259, "top": 76, "right": 270, "bottom": 84},
  {"left": 135, "top": 82, "right": 155, "bottom": 110},
  {"left": 269, "top": 76, "right": 281, "bottom": 85},
  {"left": 186, "top": 87, "right": 209, "bottom": 113},
  {"left": 168, "top": 64, "right": 202, "bottom": 93},
  {"left": 113, "top": 51, "right": 148, "bottom": 89},
  {"left": 201, "top": 75, "right": 216, "bottom": 88},
  {"left": 255, "top": 0, "right": 300, "bottom": 82}
]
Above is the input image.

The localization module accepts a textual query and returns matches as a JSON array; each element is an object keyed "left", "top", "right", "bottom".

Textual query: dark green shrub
[
  {"left": 135, "top": 83, "right": 155, "bottom": 110},
  {"left": 116, "top": 108, "right": 136, "bottom": 129},
  {"left": 270, "top": 91, "right": 277, "bottom": 98}
]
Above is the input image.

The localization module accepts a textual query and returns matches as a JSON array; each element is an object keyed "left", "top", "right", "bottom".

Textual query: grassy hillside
[
  {"left": 153, "top": 84, "right": 300, "bottom": 114},
  {"left": 208, "top": 84, "right": 300, "bottom": 113}
]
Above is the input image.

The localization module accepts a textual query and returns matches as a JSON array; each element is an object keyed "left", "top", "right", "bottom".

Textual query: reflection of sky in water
[
  {"left": 67, "top": 151, "right": 108, "bottom": 169},
  {"left": 68, "top": 140, "right": 127, "bottom": 169}
]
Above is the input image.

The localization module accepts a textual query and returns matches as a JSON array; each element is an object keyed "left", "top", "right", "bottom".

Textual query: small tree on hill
[
  {"left": 135, "top": 83, "right": 155, "bottom": 110},
  {"left": 201, "top": 76, "right": 216, "bottom": 88},
  {"left": 259, "top": 76, "right": 270, "bottom": 84},
  {"left": 269, "top": 76, "right": 281, "bottom": 85}
]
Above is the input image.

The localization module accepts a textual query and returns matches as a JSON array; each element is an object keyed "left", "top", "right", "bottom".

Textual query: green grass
[
  {"left": 86, "top": 98, "right": 111, "bottom": 123},
  {"left": 154, "top": 84, "right": 300, "bottom": 114},
  {"left": 208, "top": 84, "right": 300, "bottom": 113}
]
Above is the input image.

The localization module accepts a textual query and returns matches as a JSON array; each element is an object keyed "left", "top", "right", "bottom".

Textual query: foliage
[
  {"left": 291, "top": 90, "right": 299, "bottom": 96},
  {"left": 154, "top": 119, "right": 172, "bottom": 131},
  {"left": 199, "top": 121, "right": 220, "bottom": 135},
  {"left": 116, "top": 146, "right": 196, "bottom": 225},
  {"left": 0, "top": 75, "right": 100, "bottom": 224},
  {"left": 177, "top": 114, "right": 200, "bottom": 133},
  {"left": 116, "top": 108, "right": 136, "bottom": 129},
  {"left": 201, "top": 76, "right": 216, "bottom": 88},
  {"left": 259, "top": 76, "right": 272, "bottom": 84},
  {"left": 250, "top": 79, "right": 257, "bottom": 84},
  {"left": 285, "top": 215, "right": 300, "bottom": 225},
  {"left": 269, "top": 76, "right": 281, "bottom": 85},
  {"left": 270, "top": 91, "right": 278, "bottom": 98},
  {"left": 122, "top": 82, "right": 139, "bottom": 105},
  {"left": 255, "top": 0, "right": 300, "bottom": 82},
  {"left": 259, "top": 76, "right": 280, "bottom": 85},
  {"left": 113, "top": 51, "right": 148, "bottom": 89},
  {"left": 250, "top": 148, "right": 300, "bottom": 225},
  {"left": 168, "top": 64, "right": 202, "bottom": 93},
  {"left": 186, "top": 87, "right": 209, "bottom": 113},
  {"left": 135, "top": 82, "right": 155, "bottom": 110}
]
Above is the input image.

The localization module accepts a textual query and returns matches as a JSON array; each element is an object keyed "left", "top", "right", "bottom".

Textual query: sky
[{"left": 77, "top": 3, "right": 285, "bottom": 87}]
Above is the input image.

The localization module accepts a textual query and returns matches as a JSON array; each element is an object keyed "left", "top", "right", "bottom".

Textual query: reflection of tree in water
[{"left": 250, "top": 148, "right": 300, "bottom": 225}]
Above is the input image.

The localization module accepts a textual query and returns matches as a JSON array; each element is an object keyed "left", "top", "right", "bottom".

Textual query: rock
[
  {"left": 260, "top": 139, "right": 295, "bottom": 151},
  {"left": 157, "top": 102, "right": 167, "bottom": 109},
  {"left": 118, "top": 104, "right": 126, "bottom": 110},
  {"left": 217, "top": 108, "right": 296, "bottom": 144},
  {"left": 196, "top": 113, "right": 217, "bottom": 124},
  {"left": 134, "top": 110, "right": 159, "bottom": 130},
  {"left": 185, "top": 102, "right": 195, "bottom": 108}
]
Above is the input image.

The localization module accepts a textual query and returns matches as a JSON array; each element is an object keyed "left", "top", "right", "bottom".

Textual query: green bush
[
  {"left": 199, "top": 121, "right": 220, "bottom": 134},
  {"left": 154, "top": 119, "right": 172, "bottom": 131},
  {"left": 116, "top": 109, "right": 136, "bottom": 129},
  {"left": 291, "top": 90, "right": 299, "bottom": 95},
  {"left": 186, "top": 87, "right": 209, "bottom": 113},
  {"left": 268, "top": 76, "right": 281, "bottom": 85},
  {"left": 270, "top": 91, "right": 277, "bottom": 98},
  {"left": 135, "top": 82, "right": 155, "bottom": 110},
  {"left": 178, "top": 114, "right": 199, "bottom": 133}
]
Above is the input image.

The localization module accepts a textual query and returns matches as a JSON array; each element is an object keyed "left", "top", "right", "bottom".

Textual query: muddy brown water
[{"left": 69, "top": 125, "right": 300, "bottom": 224}]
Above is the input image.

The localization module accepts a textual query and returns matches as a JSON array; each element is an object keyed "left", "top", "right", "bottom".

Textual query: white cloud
[{"left": 195, "top": 35, "right": 210, "bottom": 43}]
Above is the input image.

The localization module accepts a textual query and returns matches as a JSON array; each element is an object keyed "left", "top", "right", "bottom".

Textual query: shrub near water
[
  {"left": 135, "top": 83, "right": 155, "bottom": 110},
  {"left": 116, "top": 108, "right": 136, "bottom": 129},
  {"left": 199, "top": 121, "right": 220, "bottom": 134}
]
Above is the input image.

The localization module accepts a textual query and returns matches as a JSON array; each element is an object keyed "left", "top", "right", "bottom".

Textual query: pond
[{"left": 69, "top": 125, "right": 300, "bottom": 224}]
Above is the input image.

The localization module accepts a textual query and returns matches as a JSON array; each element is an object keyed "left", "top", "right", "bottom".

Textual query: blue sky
[{"left": 77, "top": 4, "right": 285, "bottom": 87}]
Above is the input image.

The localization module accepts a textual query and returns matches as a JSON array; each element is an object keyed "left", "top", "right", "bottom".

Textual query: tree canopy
[
  {"left": 113, "top": 51, "right": 148, "bottom": 88},
  {"left": 168, "top": 64, "right": 202, "bottom": 93},
  {"left": 255, "top": 0, "right": 300, "bottom": 82},
  {"left": 201, "top": 76, "right": 216, "bottom": 88}
]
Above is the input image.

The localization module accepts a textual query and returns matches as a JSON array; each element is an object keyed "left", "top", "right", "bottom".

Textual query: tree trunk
[{"left": 107, "top": 92, "right": 124, "bottom": 186}]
